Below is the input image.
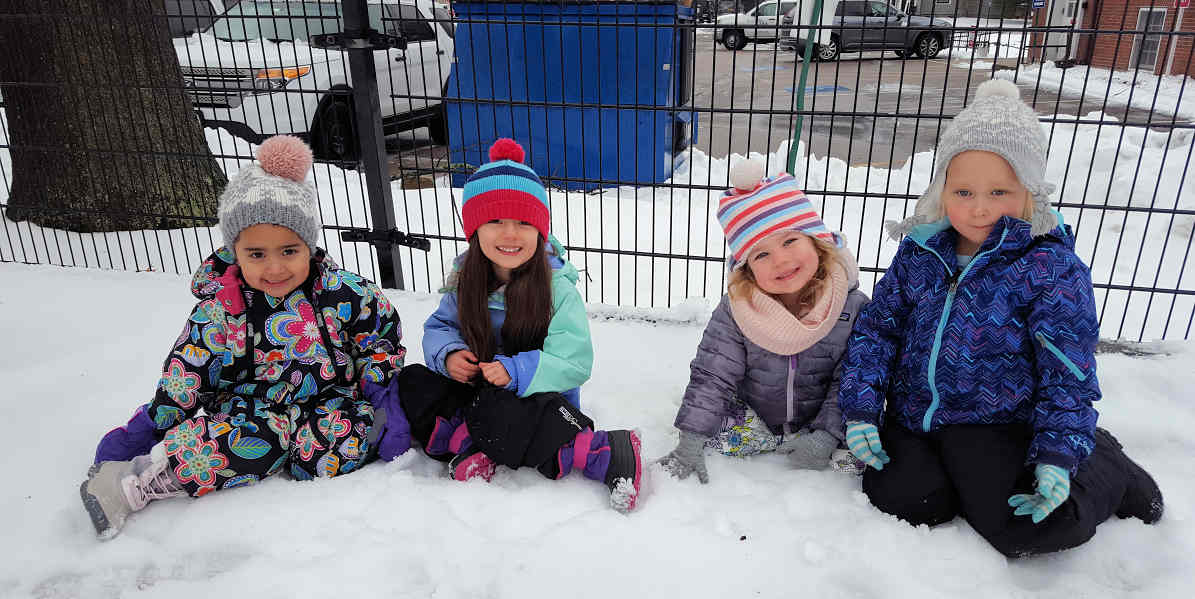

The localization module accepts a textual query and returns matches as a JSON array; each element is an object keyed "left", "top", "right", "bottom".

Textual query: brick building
[{"left": 1033, "top": 0, "right": 1193, "bottom": 76}]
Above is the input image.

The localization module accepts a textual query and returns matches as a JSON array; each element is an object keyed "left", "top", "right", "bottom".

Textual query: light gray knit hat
[
  {"left": 886, "top": 79, "right": 1057, "bottom": 240},
  {"left": 218, "top": 135, "right": 321, "bottom": 252}
]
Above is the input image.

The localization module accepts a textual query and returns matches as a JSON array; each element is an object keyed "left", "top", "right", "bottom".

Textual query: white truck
[
  {"left": 174, "top": 0, "right": 454, "bottom": 161},
  {"left": 714, "top": 0, "right": 803, "bottom": 51}
]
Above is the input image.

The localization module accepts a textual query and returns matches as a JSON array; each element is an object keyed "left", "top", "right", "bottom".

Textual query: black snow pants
[{"left": 861, "top": 420, "right": 1130, "bottom": 557}]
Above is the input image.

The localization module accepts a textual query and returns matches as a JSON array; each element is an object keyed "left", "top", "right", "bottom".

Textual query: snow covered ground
[
  {"left": 1000, "top": 64, "right": 1195, "bottom": 121},
  {"left": 946, "top": 16, "right": 1030, "bottom": 64},
  {"left": 0, "top": 262, "right": 1192, "bottom": 598}
]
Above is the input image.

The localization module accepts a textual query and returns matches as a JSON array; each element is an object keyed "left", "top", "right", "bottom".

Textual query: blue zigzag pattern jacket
[{"left": 839, "top": 214, "right": 1100, "bottom": 472}]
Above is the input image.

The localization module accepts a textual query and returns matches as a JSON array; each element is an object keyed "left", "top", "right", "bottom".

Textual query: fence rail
[{"left": 2, "top": 0, "right": 1194, "bottom": 341}]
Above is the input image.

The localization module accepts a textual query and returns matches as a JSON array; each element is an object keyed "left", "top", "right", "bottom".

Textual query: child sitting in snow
[
  {"left": 657, "top": 160, "right": 869, "bottom": 483},
  {"left": 394, "top": 138, "right": 644, "bottom": 512},
  {"left": 839, "top": 79, "right": 1163, "bottom": 557},
  {"left": 81, "top": 136, "right": 410, "bottom": 539}
]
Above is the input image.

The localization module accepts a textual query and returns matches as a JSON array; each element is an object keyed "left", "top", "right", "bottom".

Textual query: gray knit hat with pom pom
[
  {"left": 886, "top": 79, "right": 1057, "bottom": 239},
  {"left": 218, "top": 135, "right": 321, "bottom": 252}
]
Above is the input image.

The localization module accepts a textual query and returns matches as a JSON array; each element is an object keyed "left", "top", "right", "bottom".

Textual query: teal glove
[
  {"left": 1008, "top": 464, "right": 1071, "bottom": 524},
  {"left": 845, "top": 421, "right": 890, "bottom": 471}
]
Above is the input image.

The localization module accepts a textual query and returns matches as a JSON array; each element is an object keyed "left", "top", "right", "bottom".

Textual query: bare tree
[{"left": 0, "top": 0, "right": 225, "bottom": 232}]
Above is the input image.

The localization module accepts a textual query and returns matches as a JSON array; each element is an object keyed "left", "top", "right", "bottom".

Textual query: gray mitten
[
  {"left": 786, "top": 429, "right": 838, "bottom": 470},
  {"left": 656, "top": 430, "right": 710, "bottom": 484}
]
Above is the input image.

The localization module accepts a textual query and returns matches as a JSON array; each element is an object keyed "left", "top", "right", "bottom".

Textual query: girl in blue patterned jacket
[{"left": 838, "top": 80, "right": 1163, "bottom": 557}]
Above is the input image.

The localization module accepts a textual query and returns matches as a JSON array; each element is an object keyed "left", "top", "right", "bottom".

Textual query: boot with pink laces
[{"left": 80, "top": 443, "right": 185, "bottom": 539}]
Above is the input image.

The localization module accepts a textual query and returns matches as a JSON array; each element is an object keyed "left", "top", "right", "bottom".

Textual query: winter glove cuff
[
  {"left": 94, "top": 404, "right": 160, "bottom": 464},
  {"left": 362, "top": 377, "right": 411, "bottom": 461}
]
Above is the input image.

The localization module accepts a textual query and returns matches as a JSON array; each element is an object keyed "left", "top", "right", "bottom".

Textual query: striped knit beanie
[
  {"left": 218, "top": 135, "right": 321, "bottom": 252},
  {"left": 461, "top": 138, "right": 550, "bottom": 240},
  {"left": 718, "top": 158, "right": 837, "bottom": 269}
]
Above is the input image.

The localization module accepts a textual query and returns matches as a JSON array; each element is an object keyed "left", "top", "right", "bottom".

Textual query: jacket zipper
[
  {"left": 785, "top": 354, "right": 797, "bottom": 435},
  {"left": 1034, "top": 331, "right": 1088, "bottom": 381},
  {"left": 922, "top": 229, "right": 1009, "bottom": 432}
]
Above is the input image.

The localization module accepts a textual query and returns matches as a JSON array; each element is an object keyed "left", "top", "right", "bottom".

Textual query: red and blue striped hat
[
  {"left": 718, "top": 159, "right": 836, "bottom": 268},
  {"left": 462, "top": 138, "right": 550, "bottom": 240}
]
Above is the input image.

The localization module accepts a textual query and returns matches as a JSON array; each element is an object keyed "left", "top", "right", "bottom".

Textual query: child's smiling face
[
  {"left": 475, "top": 219, "right": 540, "bottom": 282},
  {"left": 943, "top": 150, "right": 1031, "bottom": 255},
  {"left": 233, "top": 224, "right": 311, "bottom": 297},
  {"left": 745, "top": 230, "right": 819, "bottom": 301}
]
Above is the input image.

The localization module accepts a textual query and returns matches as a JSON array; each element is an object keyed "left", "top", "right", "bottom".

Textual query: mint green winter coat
[{"left": 422, "top": 236, "right": 593, "bottom": 406}]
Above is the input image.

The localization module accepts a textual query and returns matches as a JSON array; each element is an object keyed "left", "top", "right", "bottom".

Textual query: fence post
[{"left": 341, "top": 0, "right": 404, "bottom": 289}]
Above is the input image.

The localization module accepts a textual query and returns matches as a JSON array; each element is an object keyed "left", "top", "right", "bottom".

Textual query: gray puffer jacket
[{"left": 674, "top": 288, "right": 869, "bottom": 441}]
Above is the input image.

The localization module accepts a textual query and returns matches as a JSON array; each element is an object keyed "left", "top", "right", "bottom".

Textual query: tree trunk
[{"left": 0, "top": 0, "right": 225, "bottom": 232}]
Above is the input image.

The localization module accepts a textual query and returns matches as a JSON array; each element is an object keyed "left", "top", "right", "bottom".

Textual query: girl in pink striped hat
[{"left": 657, "top": 159, "right": 869, "bottom": 483}]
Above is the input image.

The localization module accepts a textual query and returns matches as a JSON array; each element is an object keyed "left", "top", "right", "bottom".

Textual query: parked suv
[
  {"left": 714, "top": 0, "right": 801, "bottom": 51},
  {"left": 175, "top": 0, "right": 454, "bottom": 161},
  {"left": 779, "top": 0, "right": 951, "bottom": 61}
]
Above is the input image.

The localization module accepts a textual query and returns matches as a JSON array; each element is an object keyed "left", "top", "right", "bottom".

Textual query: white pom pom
[
  {"left": 729, "top": 158, "right": 766, "bottom": 192},
  {"left": 976, "top": 79, "right": 1021, "bottom": 101}
]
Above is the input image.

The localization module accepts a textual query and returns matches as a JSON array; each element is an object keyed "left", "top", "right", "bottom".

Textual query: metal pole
[
  {"left": 342, "top": 0, "right": 404, "bottom": 289},
  {"left": 787, "top": 0, "right": 825, "bottom": 174}
]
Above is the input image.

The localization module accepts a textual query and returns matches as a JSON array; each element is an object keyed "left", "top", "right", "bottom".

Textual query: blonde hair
[{"left": 728, "top": 234, "right": 844, "bottom": 316}]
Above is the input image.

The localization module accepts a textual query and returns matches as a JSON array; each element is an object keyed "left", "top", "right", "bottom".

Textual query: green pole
[{"left": 787, "top": 0, "right": 825, "bottom": 174}]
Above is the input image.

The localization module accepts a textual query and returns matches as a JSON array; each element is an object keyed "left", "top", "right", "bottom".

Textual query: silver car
[{"left": 779, "top": 0, "right": 952, "bottom": 61}]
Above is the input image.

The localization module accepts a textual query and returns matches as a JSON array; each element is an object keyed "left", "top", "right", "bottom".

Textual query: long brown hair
[
  {"left": 456, "top": 235, "right": 554, "bottom": 362},
  {"left": 728, "top": 234, "right": 843, "bottom": 318}
]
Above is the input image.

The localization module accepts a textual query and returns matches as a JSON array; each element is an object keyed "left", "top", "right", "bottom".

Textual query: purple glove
[
  {"left": 362, "top": 377, "right": 411, "bottom": 461},
  {"left": 94, "top": 404, "right": 159, "bottom": 464}
]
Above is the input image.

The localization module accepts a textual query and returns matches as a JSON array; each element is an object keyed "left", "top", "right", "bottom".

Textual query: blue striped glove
[
  {"left": 845, "top": 421, "right": 891, "bottom": 471},
  {"left": 1008, "top": 464, "right": 1071, "bottom": 524}
]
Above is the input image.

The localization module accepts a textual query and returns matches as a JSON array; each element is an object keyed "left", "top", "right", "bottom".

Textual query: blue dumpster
[{"left": 445, "top": 1, "right": 695, "bottom": 190}]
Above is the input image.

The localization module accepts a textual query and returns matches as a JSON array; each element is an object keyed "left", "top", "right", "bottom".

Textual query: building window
[{"left": 1130, "top": 7, "right": 1167, "bottom": 71}]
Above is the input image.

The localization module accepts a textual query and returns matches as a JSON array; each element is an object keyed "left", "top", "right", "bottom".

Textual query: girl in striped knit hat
[
  {"left": 394, "top": 138, "right": 644, "bottom": 512},
  {"left": 658, "top": 159, "right": 869, "bottom": 483}
]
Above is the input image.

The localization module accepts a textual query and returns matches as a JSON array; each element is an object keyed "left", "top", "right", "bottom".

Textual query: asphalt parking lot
[
  {"left": 388, "top": 30, "right": 1181, "bottom": 179},
  {"left": 691, "top": 30, "right": 1167, "bottom": 167}
]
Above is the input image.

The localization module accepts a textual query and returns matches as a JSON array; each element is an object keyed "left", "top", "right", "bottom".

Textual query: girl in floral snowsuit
[{"left": 81, "top": 136, "right": 407, "bottom": 539}]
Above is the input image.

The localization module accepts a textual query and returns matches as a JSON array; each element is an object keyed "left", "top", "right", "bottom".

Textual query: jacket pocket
[{"left": 1034, "top": 331, "right": 1088, "bottom": 381}]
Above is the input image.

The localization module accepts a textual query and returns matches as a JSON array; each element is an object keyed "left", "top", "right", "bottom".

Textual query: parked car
[
  {"left": 714, "top": 0, "right": 801, "bottom": 51},
  {"left": 778, "top": 0, "right": 951, "bottom": 61},
  {"left": 175, "top": 0, "right": 454, "bottom": 161}
]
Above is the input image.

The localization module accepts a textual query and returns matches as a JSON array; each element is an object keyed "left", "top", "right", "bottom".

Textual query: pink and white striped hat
[{"left": 717, "top": 159, "right": 838, "bottom": 269}]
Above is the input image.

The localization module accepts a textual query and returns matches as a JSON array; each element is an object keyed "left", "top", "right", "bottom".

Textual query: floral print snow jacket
[{"left": 147, "top": 247, "right": 405, "bottom": 431}]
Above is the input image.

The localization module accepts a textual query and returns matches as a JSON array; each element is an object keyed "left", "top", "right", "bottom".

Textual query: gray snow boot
[{"left": 80, "top": 443, "right": 185, "bottom": 540}]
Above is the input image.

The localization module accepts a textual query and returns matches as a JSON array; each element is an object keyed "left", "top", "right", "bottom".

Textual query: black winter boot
[
  {"left": 1096, "top": 428, "right": 1164, "bottom": 524},
  {"left": 604, "top": 430, "right": 643, "bottom": 513}
]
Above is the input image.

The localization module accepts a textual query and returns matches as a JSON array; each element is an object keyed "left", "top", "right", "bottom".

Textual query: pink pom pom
[
  {"left": 256, "top": 135, "right": 313, "bottom": 182},
  {"left": 489, "top": 138, "right": 525, "bottom": 163}
]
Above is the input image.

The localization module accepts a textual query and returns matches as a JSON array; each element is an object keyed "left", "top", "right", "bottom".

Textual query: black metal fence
[{"left": 2, "top": 0, "right": 1193, "bottom": 341}]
